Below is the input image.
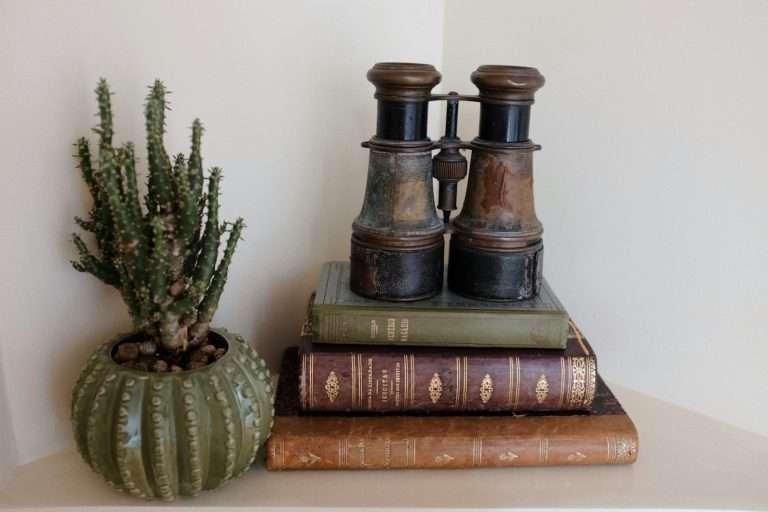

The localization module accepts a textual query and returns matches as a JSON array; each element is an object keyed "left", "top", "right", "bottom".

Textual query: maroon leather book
[{"left": 300, "top": 322, "right": 596, "bottom": 413}]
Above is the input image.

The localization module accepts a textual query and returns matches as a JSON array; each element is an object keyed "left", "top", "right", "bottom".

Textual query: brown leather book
[
  {"left": 300, "top": 322, "right": 596, "bottom": 413},
  {"left": 267, "top": 348, "right": 638, "bottom": 470}
]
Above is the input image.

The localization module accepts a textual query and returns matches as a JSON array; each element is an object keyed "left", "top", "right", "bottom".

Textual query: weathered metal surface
[
  {"left": 469, "top": 65, "right": 545, "bottom": 102},
  {"left": 367, "top": 62, "right": 442, "bottom": 100},
  {"left": 350, "top": 63, "right": 445, "bottom": 301},
  {"left": 447, "top": 65, "right": 546, "bottom": 302},
  {"left": 452, "top": 147, "right": 542, "bottom": 244},
  {"left": 351, "top": 149, "right": 444, "bottom": 300},
  {"left": 354, "top": 150, "right": 443, "bottom": 235}
]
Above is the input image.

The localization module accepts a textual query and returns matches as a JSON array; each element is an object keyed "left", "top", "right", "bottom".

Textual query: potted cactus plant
[{"left": 70, "top": 79, "right": 274, "bottom": 500}]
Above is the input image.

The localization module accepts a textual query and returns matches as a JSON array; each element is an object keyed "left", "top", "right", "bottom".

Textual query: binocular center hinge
[{"left": 432, "top": 92, "right": 468, "bottom": 224}]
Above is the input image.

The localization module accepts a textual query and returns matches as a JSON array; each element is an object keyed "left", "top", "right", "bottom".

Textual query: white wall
[
  {"left": 2, "top": 0, "right": 767, "bottom": 468},
  {"left": 443, "top": 0, "right": 768, "bottom": 437},
  {"left": 0, "top": 346, "right": 17, "bottom": 486},
  {"left": 0, "top": 0, "right": 445, "bottom": 464}
]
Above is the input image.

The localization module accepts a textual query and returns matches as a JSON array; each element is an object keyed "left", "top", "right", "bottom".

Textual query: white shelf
[{"left": 1, "top": 383, "right": 767, "bottom": 511}]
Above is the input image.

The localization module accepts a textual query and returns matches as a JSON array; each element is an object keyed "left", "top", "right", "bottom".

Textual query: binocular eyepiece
[{"left": 351, "top": 62, "right": 546, "bottom": 302}]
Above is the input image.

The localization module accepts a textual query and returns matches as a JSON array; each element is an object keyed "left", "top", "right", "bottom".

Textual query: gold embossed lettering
[
  {"left": 370, "top": 320, "right": 379, "bottom": 338},
  {"left": 386, "top": 318, "right": 396, "bottom": 340},
  {"left": 380, "top": 369, "right": 389, "bottom": 403},
  {"left": 394, "top": 362, "right": 401, "bottom": 407},
  {"left": 366, "top": 358, "right": 373, "bottom": 409}
]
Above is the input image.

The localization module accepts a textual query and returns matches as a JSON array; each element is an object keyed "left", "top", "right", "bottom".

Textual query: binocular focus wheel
[
  {"left": 350, "top": 238, "right": 444, "bottom": 301},
  {"left": 448, "top": 238, "right": 543, "bottom": 301}
]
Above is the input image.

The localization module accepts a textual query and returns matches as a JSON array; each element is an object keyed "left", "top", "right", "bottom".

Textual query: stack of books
[{"left": 266, "top": 261, "right": 638, "bottom": 470}]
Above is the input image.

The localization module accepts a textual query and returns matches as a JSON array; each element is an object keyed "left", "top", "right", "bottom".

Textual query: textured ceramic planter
[{"left": 71, "top": 328, "right": 274, "bottom": 501}]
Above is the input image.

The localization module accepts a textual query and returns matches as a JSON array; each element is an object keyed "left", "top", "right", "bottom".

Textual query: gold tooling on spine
[
  {"left": 569, "top": 357, "right": 587, "bottom": 408},
  {"left": 564, "top": 356, "right": 572, "bottom": 408},
  {"left": 472, "top": 438, "right": 484, "bottom": 466},
  {"left": 357, "top": 354, "right": 363, "bottom": 407},
  {"left": 462, "top": 356, "right": 469, "bottom": 409},
  {"left": 558, "top": 356, "right": 566, "bottom": 409},
  {"left": 409, "top": 354, "right": 415, "bottom": 407},
  {"left": 403, "top": 354, "right": 408, "bottom": 408},
  {"left": 535, "top": 374, "right": 549, "bottom": 404},
  {"left": 514, "top": 356, "right": 521, "bottom": 409},
  {"left": 350, "top": 353, "right": 356, "bottom": 408},
  {"left": 538, "top": 438, "right": 550, "bottom": 464},
  {"left": 309, "top": 353, "right": 315, "bottom": 408},
  {"left": 324, "top": 371, "right": 340, "bottom": 402},
  {"left": 455, "top": 357, "right": 460, "bottom": 408},
  {"left": 507, "top": 356, "right": 514, "bottom": 407},
  {"left": 301, "top": 352, "right": 307, "bottom": 408},
  {"left": 480, "top": 374, "right": 494, "bottom": 404},
  {"left": 428, "top": 373, "right": 443, "bottom": 404},
  {"left": 584, "top": 357, "right": 597, "bottom": 407}
]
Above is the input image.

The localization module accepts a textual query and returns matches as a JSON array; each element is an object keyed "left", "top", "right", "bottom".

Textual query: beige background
[
  {"left": 443, "top": 0, "right": 768, "bottom": 446},
  {"left": 0, "top": 0, "right": 766, "bottom": 470},
  {"left": 0, "top": 347, "right": 16, "bottom": 484}
]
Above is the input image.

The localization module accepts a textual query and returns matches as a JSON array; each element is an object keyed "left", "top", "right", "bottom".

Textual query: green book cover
[{"left": 311, "top": 261, "right": 568, "bottom": 349}]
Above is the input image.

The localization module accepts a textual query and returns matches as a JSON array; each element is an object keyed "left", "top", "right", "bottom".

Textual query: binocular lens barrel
[
  {"left": 376, "top": 100, "right": 429, "bottom": 141},
  {"left": 350, "top": 63, "right": 445, "bottom": 301},
  {"left": 478, "top": 103, "right": 531, "bottom": 143},
  {"left": 448, "top": 65, "right": 546, "bottom": 301}
]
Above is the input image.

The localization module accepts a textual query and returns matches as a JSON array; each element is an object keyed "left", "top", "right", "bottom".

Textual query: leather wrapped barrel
[{"left": 449, "top": 65, "right": 546, "bottom": 301}]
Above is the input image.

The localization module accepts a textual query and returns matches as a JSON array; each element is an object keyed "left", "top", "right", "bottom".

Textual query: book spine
[
  {"left": 300, "top": 349, "right": 597, "bottom": 413},
  {"left": 266, "top": 418, "right": 638, "bottom": 470},
  {"left": 312, "top": 308, "right": 568, "bottom": 349}
]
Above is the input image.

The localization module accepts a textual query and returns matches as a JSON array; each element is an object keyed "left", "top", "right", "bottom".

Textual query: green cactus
[{"left": 72, "top": 79, "right": 244, "bottom": 352}]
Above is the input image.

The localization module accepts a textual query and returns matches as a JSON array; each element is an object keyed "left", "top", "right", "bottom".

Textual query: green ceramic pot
[{"left": 71, "top": 328, "right": 274, "bottom": 501}]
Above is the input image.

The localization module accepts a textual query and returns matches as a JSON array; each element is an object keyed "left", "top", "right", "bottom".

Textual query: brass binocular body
[{"left": 351, "top": 63, "right": 545, "bottom": 302}]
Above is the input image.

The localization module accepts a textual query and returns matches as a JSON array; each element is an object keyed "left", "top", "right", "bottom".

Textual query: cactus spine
[{"left": 72, "top": 79, "right": 244, "bottom": 352}]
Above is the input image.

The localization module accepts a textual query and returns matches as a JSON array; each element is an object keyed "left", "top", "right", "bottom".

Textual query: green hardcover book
[{"left": 311, "top": 261, "right": 568, "bottom": 349}]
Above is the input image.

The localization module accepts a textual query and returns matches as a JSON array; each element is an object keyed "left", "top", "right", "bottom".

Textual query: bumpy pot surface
[{"left": 71, "top": 328, "right": 274, "bottom": 501}]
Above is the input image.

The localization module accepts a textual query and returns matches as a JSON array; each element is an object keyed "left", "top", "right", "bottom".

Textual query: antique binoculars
[{"left": 350, "top": 62, "right": 545, "bottom": 302}]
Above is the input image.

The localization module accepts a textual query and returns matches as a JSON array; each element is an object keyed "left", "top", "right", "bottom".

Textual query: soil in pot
[{"left": 112, "top": 332, "right": 227, "bottom": 372}]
